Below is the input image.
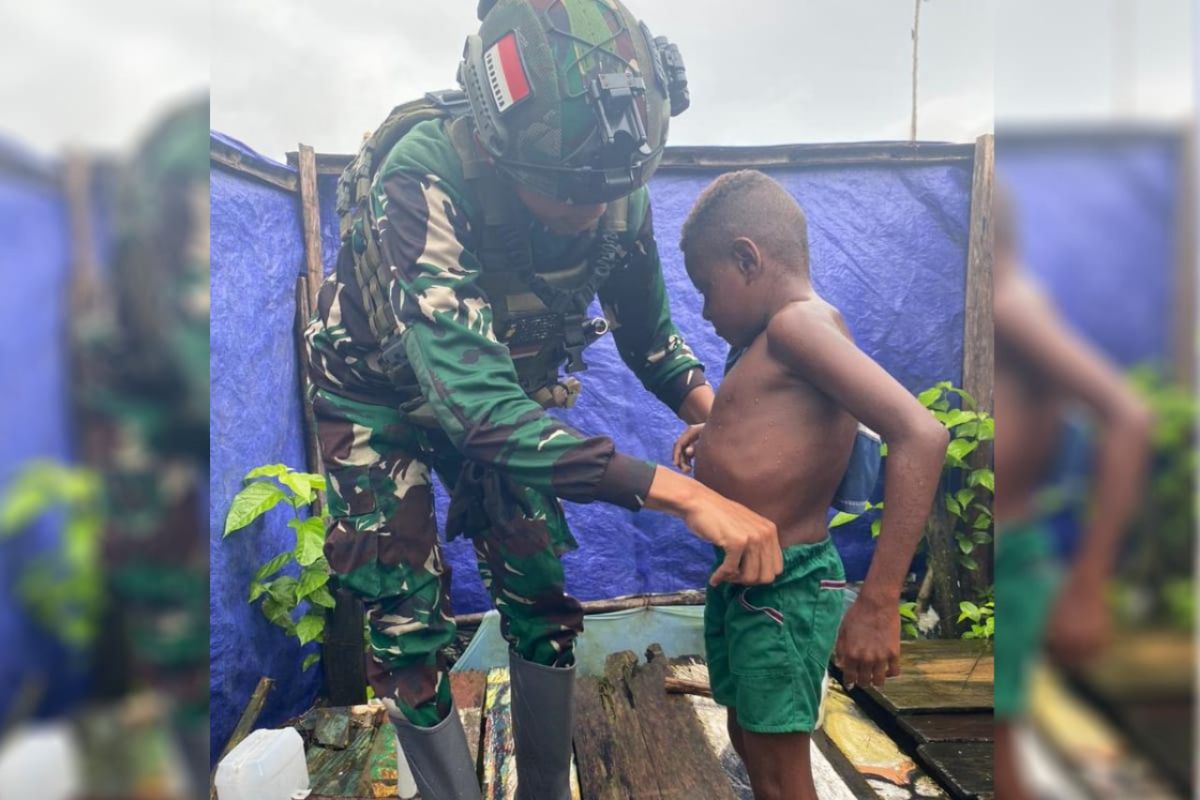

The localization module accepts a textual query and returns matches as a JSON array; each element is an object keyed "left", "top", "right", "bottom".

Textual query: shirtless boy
[{"left": 672, "top": 171, "right": 949, "bottom": 800}]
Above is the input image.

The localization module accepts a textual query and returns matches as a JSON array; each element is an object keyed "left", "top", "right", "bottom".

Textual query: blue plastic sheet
[
  {"left": 1000, "top": 134, "right": 1181, "bottom": 366},
  {"left": 0, "top": 141, "right": 85, "bottom": 721},
  {"left": 208, "top": 132, "right": 973, "bottom": 755}
]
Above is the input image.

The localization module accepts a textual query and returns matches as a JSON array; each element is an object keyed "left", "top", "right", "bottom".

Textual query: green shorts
[
  {"left": 994, "top": 523, "right": 1060, "bottom": 719},
  {"left": 704, "top": 537, "right": 847, "bottom": 733}
]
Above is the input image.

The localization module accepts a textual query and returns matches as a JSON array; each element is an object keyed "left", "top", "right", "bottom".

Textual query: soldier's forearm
[{"left": 677, "top": 383, "right": 714, "bottom": 425}]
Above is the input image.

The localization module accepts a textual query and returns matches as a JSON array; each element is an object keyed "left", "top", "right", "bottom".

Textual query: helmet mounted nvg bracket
[{"left": 458, "top": 8, "right": 691, "bottom": 204}]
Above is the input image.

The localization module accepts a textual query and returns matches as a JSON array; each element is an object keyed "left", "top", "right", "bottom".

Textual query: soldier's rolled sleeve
[
  {"left": 373, "top": 167, "right": 653, "bottom": 508},
  {"left": 599, "top": 199, "right": 708, "bottom": 414}
]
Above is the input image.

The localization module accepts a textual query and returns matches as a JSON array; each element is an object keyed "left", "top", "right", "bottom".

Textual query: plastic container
[
  {"left": 214, "top": 727, "right": 309, "bottom": 800},
  {"left": 0, "top": 722, "right": 82, "bottom": 800}
]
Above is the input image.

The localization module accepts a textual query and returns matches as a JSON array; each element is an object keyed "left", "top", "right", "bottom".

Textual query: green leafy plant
[
  {"left": 899, "top": 600, "right": 920, "bottom": 640},
  {"left": 0, "top": 461, "right": 105, "bottom": 649},
  {"left": 223, "top": 464, "right": 330, "bottom": 670},
  {"left": 957, "top": 597, "right": 994, "bottom": 640}
]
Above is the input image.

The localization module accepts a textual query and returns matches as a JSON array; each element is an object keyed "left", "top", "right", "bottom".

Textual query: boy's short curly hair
[{"left": 679, "top": 170, "right": 809, "bottom": 272}]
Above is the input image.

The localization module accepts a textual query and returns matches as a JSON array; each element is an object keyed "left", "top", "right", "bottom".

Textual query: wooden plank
[
  {"left": 916, "top": 743, "right": 993, "bottom": 800},
  {"left": 308, "top": 723, "right": 381, "bottom": 797},
  {"left": 624, "top": 646, "right": 736, "bottom": 800},
  {"left": 963, "top": 132, "right": 995, "bottom": 415},
  {"left": 598, "top": 652, "right": 664, "bottom": 797},
  {"left": 289, "top": 142, "right": 977, "bottom": 179},
  {"left": 897, "top": 714, "right": 994, "bottom": 744},
  {"left": 210, "top": 137, "right": 298, "bottom": 192},
  {"left": 573, "top": 675, "right": 631, "bottom": 800},
  {"left": 821, "top": 679, "right": 948, "bottom": 798},
  {"left": 1171, "top": 125, "right": 1196, "bottom": 387},
  {"left": 456, "top": 590, "right": 705, "bottom": 626},
  {"left": 857, "top": 641, "right": 994, "bottom": 715},
  {"left": 297, "top": 143, "right": 326, "bottom": 310}
]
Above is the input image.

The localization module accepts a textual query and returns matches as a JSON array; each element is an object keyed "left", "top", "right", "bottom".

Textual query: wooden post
[
  {"left": 924, "top": 134, "right": 995, "bottom": 635},
  {"left": 1171, "top": 126, "right": 1196, "bottom": 389},
  {"left": 962, "top": 133, "right": 995, "bottom": 417},
  {"left": 297, "top": 143, "right": 325, "bottom": 310}
]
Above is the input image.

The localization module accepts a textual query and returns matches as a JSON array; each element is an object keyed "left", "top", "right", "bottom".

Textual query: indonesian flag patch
[{"left": 484, "top": 32, "right": 532, "bottom": 113}]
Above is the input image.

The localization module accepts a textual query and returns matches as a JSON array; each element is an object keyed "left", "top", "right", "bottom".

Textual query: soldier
[{"left": 304, "top": 2, "right": 781, "bottom": 797}]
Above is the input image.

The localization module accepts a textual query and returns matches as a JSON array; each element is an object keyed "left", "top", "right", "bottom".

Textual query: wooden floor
[{"left": 291, "top": 641, "right": 996, "bottom": 800}]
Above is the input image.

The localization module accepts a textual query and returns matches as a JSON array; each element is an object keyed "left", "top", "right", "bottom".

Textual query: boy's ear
[{"left": 731, "top": 237, "right": 763, "bottom": 279}]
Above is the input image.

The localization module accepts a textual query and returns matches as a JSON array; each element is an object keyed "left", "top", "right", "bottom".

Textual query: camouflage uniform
[
  {"left": 304, "top": 113, "right": 706, "bottom": 726},
  {"left": 73, "top": 99, "right": 210, "bottom": 730}
]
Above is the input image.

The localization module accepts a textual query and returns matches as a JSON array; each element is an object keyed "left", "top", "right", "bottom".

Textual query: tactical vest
[{"left": 336, "top": 91, "right": 629, "bottom": 415}]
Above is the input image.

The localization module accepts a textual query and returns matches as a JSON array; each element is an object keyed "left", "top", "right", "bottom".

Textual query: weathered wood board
[
  {"left": 917, "top": 743, "right": 993, "bottom": 800},
  {"left": 897, "top": 714, "right": 994, "bottom": 745},
  {"left": 848, "top": 641, "right": 994, "bottom": 716}
]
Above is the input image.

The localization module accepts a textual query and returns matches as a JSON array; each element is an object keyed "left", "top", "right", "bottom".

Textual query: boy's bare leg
[{"left": 729, "top": 710, "right": 817, "bottom": 800}]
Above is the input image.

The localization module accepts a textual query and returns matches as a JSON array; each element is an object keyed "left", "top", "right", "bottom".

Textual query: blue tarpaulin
[
  {"left": 208, "top": 132, "right": 975, "bottom": 756},
  {"left": 1000, "top": 130, "right": 1185, "bottom": 556},
  {"left": 1000, "top": 132, "right": 1182, "bottom": 367},
  {"left": 0, "top": 140, "right": 86, "bottom": 721}
]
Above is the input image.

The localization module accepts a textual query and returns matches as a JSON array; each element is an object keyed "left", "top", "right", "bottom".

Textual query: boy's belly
[{"left": 694, "top": 413, "right": 853, "bottom": 548}]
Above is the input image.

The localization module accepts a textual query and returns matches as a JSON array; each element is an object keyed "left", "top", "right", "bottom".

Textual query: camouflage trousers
[{"left": 311, "top": 387, "right": 585, "bottom": 727}]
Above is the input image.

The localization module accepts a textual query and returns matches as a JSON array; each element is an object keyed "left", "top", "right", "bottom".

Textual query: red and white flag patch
[{"left": 484, "top": 32, "right": 532, "bottom": 113}]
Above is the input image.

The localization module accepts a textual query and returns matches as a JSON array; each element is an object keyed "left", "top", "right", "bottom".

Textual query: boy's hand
[
  {"left": 1045, "top": 574, "right": 1111, "bottom": 667},
  {"left": 833, "top": 594, "right": 901, "bottom": 688},
  {"left": 672, "top": 424, "right": 705, "bottom": 473}
]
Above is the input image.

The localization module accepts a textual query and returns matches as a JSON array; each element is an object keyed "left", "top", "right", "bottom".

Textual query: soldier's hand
[
  {"left": 644, "top": 467, "right": 781, "bottom": 585},
  {"left": 672, "top": 424, "right": 705, "bottom": 473}
]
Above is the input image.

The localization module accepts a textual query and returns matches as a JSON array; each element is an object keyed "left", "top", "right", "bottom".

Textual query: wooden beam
[
  {"left": 962, "top": 133, "right": 995, "bottom": 416},
  {"left": 210, "top": 138, "right": 298, "bottom": 193},
  {"left": 62, "top": 153, "right": 99, "bottom": 318},
  {"left": 454, "top": 590, "right": 705, "bottom": 626},
  {"left": 1171, "top": 126, "right": 1196, "bottom": 388},
  {"left": 211, "top": 677, "right": 274, "bottom": 798},
  {"left": 288, "top": 140, "right": 978, "bottom": 178},
  {"left": 296, "top": 143, "right": 326, "bottom": 310},
  {"left": 293, "top": 276, "right": 325, "bottom": 510}
]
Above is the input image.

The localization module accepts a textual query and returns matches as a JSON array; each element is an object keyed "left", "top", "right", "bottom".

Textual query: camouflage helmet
[{"left": 459, "top": 0, "right": 690, "bottom": 204}]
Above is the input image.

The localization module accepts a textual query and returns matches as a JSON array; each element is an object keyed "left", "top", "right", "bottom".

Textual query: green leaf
[
  {"left": 253, "top": 551, "right": 293, "bottom": 583},
  {"left": 870, "top": 518, "right": 881, "bottom": 538},
  {"left": 943, "top": 409, "right": 978, "bottom": 428},
  {"left": 879, "top": 443, "right": 888, "bottom": 457},
  {"left": 245, "top": 464, "right": 290, "bottom": 480},
  {"left": 280, "top": 471, "right": 316, "bottom": 504},
  {"left": 956, "top": 422, "right": 980, "bottom": 438},
  {"left": 898, "top": 602, "right": 918, "bottom": 621},
  {"left": 224, "top": 481, "right": 287, "bottom": 536},
  {"left": 946, "top": 439, "right": 978, "bottom": 463},
  {"left": 296, "top": 612, "right": 325, "bottom": 646},
  {"left": 303, "top": 653, "right": 321, "bottom": 671},
  {"left": 829, "top": 511, "right": 860, "bottom": 528},
  {"left": 266, "top": 575, "right": 300, "bottom": 608},
  {"left": 308, "top": 586, "right": 336, "bottom": 609},
  {"left": 902, "top": 622, "right": 919, "bottom": 639},
  {"left": 946, "top": 385, "right": 978, "bottom": 409},
  {"left": 260, "top": 596, "right": 296, "bottom": 635},
  {"left": 956, "top": 534, "right": 974, "bottom": 555},
  {"left": 248, "top": 581, "right": 268, "bottom": 603},
  {"left": 917, "top": 387, "right": 943, "bottom": 407},
  {"left": 955, "top": 488, "right": 975, "bottom": 509},
  {"left": 293, "top": 516, "right": 326, "bottom": 566},
  {"left": 977, "top": 418, "right": 995, "bottom": 441},
  {"left": 971, "top": 468, "right": 994, "bottom": 492},
  {"left": 297, "top": 472, "right": 327, "bottom": 491},
  {"left": 297, "top": 563, "right": 329, "bottom": 600},
  {"left": 945, "top": 495, "right": 962, "bottom": 517},
  {"left": 971, "top": 530, "right": 992, "bottom": 544},
  {"left": 958, "top": 600, "right": 981, "bottom": 622},
  {"left": 958, "top": 554, "right": 979, "bottom": 571}
]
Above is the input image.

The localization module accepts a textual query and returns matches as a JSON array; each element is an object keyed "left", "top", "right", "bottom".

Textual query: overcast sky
[{"left": 0, "top": 1, "right": 1193, "bottom": 160}]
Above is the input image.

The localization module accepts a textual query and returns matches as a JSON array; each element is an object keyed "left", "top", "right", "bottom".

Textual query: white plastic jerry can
[
  {"left": 0, "top": 722, "right": 83, "bottom": 800},
  {"left": 213, "top": 727, "right": 310, "bottom": 800}
]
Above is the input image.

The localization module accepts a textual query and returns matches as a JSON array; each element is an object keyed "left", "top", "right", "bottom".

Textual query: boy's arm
[
  {"left": 766, "top": 304, "right": 949, "bottom": 687},
  {"left": 995, "top": 274, "right": 1151, "bottom": 664}
]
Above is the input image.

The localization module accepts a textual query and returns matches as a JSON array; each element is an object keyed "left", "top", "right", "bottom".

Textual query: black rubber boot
[
  {"left": 509, "top": 650, "right": 576, "bottom": 800},
  {"left": 390, "top": 704, "right": 482, "bottom": 800}
]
